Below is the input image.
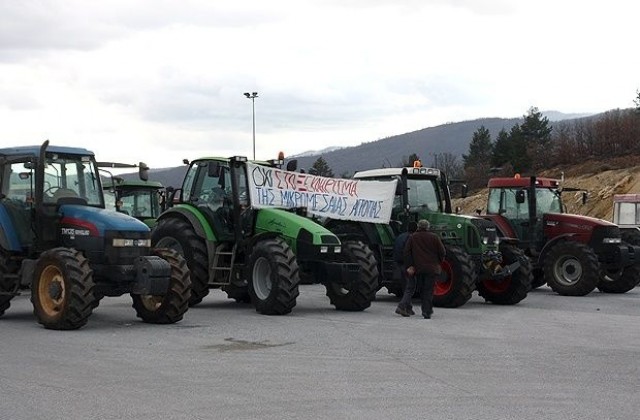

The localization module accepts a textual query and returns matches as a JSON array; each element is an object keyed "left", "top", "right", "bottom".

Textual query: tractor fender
[
  {"left": 156, "top": 206, "right": 213, "bottom": 241},
  {"left": 536, "top": 233, "right": 578, "bottom": 266}
]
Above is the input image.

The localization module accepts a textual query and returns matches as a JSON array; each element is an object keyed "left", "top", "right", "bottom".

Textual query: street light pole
[{"left": 243, "top": 92, "right": 258, "bottom": 160}]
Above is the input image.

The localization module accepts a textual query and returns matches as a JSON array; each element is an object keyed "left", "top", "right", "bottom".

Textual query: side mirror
[
  {"left": 455, "top": 206, "right": 461, "bottom": 214},
  {"left": 208, "top": 161, "right": 221, "bottom": 178},
  {"left": 582, "top": 191, "right": 588, "bottom": 205},
  {"left": 515, "top": 189, "right": 526, "bottom": 204},
  {"left": 286, "top": 159, "right": 298, "bottom": 172}
]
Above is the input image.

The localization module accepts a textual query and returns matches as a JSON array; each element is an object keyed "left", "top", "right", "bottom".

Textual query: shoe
[
  {"left": 395, "top": 307, "right": 410, "bottom": 317},
  {"left": 408, "top": 308, "right": 415, "bottom": 315},
  {"left": 423, "top": 315, "right": 431, "bottom": 319}
]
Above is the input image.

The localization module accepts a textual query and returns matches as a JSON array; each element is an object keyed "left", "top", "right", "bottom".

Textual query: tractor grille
[{"left": 468, "top": 218, "right": 498, "bottom": 248}]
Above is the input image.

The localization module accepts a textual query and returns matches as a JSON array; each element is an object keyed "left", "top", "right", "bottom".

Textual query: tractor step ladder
[{"left": 210, "top": 243, "right": 237, "bottom": 286}]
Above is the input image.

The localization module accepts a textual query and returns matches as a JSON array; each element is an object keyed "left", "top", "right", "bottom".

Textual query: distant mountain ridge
[{"left": 122, "top": 111, "right": 598, "bottom": 186}]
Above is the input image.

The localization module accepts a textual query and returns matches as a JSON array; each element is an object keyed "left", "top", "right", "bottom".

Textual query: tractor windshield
[
  {"left": 535, "top": 188, "right": 563, "bottom": 214},
  {"left": 406, "top": 176, "right": 441, "bottom": 212},
  {"left": 117, "top": 188, "right": 161, "bottom": 218},
  {"left": 43, "top": 153, "right": 103, "bottom": 206},
  {"left": 487, "top": 187, "right": 562, "bottom": 218}
]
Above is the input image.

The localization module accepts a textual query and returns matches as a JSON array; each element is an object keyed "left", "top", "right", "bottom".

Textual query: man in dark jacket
[
  {"left": 393, "top": 221, "right": 418, "bottom": 315},
  {"left": 398, "top": 219, "right": 446, "bottom": 319}
]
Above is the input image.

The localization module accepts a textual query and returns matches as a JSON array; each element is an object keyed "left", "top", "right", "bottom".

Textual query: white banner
[{"left": 246, "top": 163, "right": 397, "bottom": 224}]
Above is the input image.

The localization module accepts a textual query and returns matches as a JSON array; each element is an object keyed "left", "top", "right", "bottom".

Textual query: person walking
[
  {"left": 393, "top": 221, "right": 418, "bottom": 317},
  {"left": 400, "top": 219, "right": 446, "bottom": 319}
]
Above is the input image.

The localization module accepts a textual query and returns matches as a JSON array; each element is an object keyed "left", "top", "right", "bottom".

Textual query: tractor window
[
  {"left": 43, "top": 154, "right": 103, "bottom": 206},
  {"left": 406, "top": 177, "right": 440, "bottom": 211},
  {"left": 617, "top": 202, "right": 638, "bottom": 225},
  {"left": 536, "top": 188, "right": 562, "bottom": 214},
  {"left": 4, "top": 163, "right": 34, "bottom": 204},
  {"left": 488, "top": 188, "right": 529, "bottom": 219},
  {"left": 119, "top": 189, "right": 160, "bottom": 218},
  {"left": 191, "top": 161, "right": 228, "bottom": 209}
]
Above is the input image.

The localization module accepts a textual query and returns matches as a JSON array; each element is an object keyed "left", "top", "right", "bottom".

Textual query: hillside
[{"left": 452, "top": 155, "right": 640, "bottom": 221}]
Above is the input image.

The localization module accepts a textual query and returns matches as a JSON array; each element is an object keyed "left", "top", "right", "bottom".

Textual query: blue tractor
[{"left": 0, "top": 141, "right": 191, "bottom": 330}]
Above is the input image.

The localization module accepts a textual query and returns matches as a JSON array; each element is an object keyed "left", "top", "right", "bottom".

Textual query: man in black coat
[
  {"left": 397, "top": 219, "right": 446, "bottom": 319},
  {"left": 393, "top": 221, "right": 418, "bottom": 316}
]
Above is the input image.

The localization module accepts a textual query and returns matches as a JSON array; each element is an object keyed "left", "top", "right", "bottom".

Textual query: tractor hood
[
  {"left": 544, "top": 213, "right": 616, "bottom": 228},
  {"left": 59, "top": 204, "right": 150, "bottom": 236},
  {"left": 255, "top": 207, "right": 341, "bottom": 249}
]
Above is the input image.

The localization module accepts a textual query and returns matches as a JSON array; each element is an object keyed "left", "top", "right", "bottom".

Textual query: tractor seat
[{"left": 52, "top": 188, "right": 79, "bottom": 201}]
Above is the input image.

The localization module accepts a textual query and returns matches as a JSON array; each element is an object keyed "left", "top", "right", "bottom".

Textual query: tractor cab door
[
  {"left": 488, "top": 187, "right": 533, "bottom": 242},
  {"left": 186, "top": 161, "right": 235, "bottom": 241},
  {"left": 0, "top": 161, "right": 36, "bottom": 250}
]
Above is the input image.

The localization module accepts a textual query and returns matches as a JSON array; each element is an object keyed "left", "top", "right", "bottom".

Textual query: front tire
[
  {"left": 132, "top": 248, "right": 191, "bottom": 324},
  {"left": 31, "top": 248, "right": 96, "bottom": 330},
  {"left": 325, "top": 240, "right": 378, "bottom": 311},
  {"left": 434, "top": 245, "right": 476, "bottom": 308},
  {"left": 597, "top": 264, "right": 640, "bottom": 293},
  {"left": 247, "top": 238, "right": 300, "bottom": 315},
  {"left": 544, "top": 241, "right": 600, "bottom": 296},
  {"left": 477, "top": 244, "right": 532, "bottom": 305},
  {"left": 152, "top": 217, "right": 210, "bottom": 306}
]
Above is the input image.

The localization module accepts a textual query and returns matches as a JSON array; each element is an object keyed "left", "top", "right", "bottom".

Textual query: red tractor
[{"left": 483, "top": 175, "right": 640, "bottom": 296}]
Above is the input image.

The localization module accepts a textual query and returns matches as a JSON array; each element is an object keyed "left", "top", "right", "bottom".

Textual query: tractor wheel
[
  {"left": 434, "top": 245, "right": 476, "bottom": 308},
  {"left": 325, "top": 240, "right": 378, "bottom": 311},
  {"left": 152, "top": 217, "right": 210, "bottom": 306},
  {"left": 132, "top": 248, "right": 191, "bottom": 324},
  {"left": 620, "top": 229, "right": 640, "bottom": 246},
  {"left": 531, "top": 268, "right": 546, "bottom": 289},
  {"left": 597, "top": 264, "right": 640, "bottom": 293},
  {"left": 31, "top": 248, "right": 96, "bottom": 330},
  {"left": 0, "top": 254, "right": 19, "bottom": 318},
  {"left": 247, "top": 237, "right": 300, "bottom": 315},
  {"left": 477, "top": 244, "right": 532, "bottom": 305},
  {"left": 544, "top": 241, "right": 600, "bottom": 296}
]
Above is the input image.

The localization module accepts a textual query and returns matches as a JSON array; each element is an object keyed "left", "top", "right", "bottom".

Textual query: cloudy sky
[{"left": 1, "top": 0, "right": 638, "bottom": 169}]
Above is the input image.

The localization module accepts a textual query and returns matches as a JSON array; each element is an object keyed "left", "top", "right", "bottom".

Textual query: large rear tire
[
  {"left": 325, "top": 240, "right": 378, "bottom": 311},
  {"left": 477, "top": 244, "right": 532, "bottom": 305},
  {"left": 247, "top": 238, "right": 300, "bottom": 315},
  {"left": 31, "top": 248, "right": 96, "bottom": 330},
  {"left": 597, "top": 264, "right": 640, "bottom": 293},
  {"left": 132, "top": 248, "right": 191, "bottom": 324},
  {"left": 152, "top": 217, "right": 210, "bottom": 306},
  {"left": 544, "top": 241, "right": 600, "bottom": 296},
  {"left": 434, "top": 245, "right": 476, "bottom": 308}
]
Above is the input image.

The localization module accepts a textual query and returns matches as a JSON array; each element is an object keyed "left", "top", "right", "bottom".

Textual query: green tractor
[
  {"left": 0, "top": 141, "right": 191, "bottom": 330},
  {"left": 98, "top": 162, "right": 166, "bottom": 228},
  {"left": 325, "top": 163, "right": 532, "bottom": 307},
  {"left": 151, "top": 155, "right": 378, "bottom": 314}
]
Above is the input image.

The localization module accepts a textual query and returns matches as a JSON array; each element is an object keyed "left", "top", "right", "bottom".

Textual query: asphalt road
[{"left": 1, "top": 285, "right": 639, "bottom": 420}]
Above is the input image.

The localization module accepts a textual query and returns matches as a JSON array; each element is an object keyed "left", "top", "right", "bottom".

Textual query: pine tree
[
  {"left": 310, "top": 156, "right": 334, "bottom": 177},
  {"left": 463, "top": 125, "right": 493, "bottom": 169}
]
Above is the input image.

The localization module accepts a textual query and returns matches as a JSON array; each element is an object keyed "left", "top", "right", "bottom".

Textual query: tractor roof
[
  {"left": 0, "top": 144, "right": 94, "bottom": 157},
  {"left": 487, "top": 176, "right": 560, "bottom": 188},
  {"left": 355, "top": 166, "right": 441, "bottom": 179},
  {"left": 104, "top": 179, "right": 164, "bottom": 189},
  {"left": 613, "top": 194, "right": 640, "bottom": 203}
]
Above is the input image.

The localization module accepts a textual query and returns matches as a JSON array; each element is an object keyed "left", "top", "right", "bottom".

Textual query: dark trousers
[{"left": 398, "top": 272, "right": 435, "bottom": 317}]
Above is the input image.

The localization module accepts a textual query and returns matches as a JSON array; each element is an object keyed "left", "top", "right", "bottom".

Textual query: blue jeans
[{"left": 398, "top": 272, "right": 435, "bottom": 317}]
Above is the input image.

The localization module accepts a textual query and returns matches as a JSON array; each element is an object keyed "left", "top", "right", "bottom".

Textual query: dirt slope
[{"left": 452, "top": 156, "right": 640, "bottom": 221}]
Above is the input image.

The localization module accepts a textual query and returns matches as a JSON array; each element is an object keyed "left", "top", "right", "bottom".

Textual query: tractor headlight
[
  {"left": 320, "top": 246, "right": 329, "bottom": 253},
  {"left": 113, "top": 238, "right": 151, "bottom": 247},
  {"left": 602, "top": 237, "right": 622, "bottom": 244},
  {"left": 334, "top": 246, "right": 341, "bottom": 254},
  {"left": 482, "top": 237, "right": 489, "bottom": 245}
]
